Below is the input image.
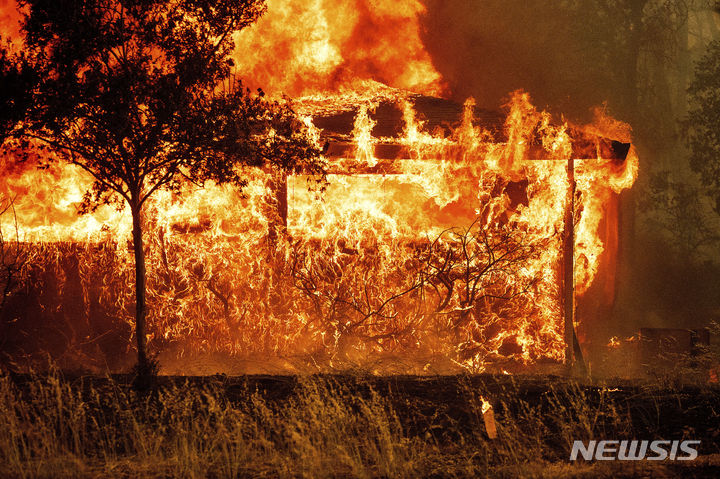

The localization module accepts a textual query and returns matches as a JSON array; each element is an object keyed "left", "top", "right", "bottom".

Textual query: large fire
[{"left": 0, "top": 0, "right": 637, "bottom": 372}]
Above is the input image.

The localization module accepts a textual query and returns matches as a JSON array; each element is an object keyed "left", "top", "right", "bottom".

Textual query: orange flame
[{"left": 232, "top": 0, "right": 445, "bottom": 98}]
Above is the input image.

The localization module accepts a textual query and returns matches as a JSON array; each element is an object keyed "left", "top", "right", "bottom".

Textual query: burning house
[{"left": 0, "top": 0, "right": 638, "bottom": 374}]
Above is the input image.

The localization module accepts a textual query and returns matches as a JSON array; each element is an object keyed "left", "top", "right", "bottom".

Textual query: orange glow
[
  {"left": 0, "top": 0, "right": 22, "bottom": 44},
  {"left": 232, "top": 0, "right": 445, "bottom": 98}
]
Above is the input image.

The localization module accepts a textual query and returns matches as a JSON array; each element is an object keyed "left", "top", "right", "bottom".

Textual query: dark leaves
[
  {"left": 683, "top": 40, "right": 720, "bottom": 215},
  {"left": 0, "top": 41, "right": 36, "bottom": 143},
  {"left": 16, "top": 0, "right": 322, "bottom": 212}
]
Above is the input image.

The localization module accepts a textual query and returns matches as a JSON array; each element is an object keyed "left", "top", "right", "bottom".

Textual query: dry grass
[{"left": 1, "top": 367, "right": 719, "bottom": 478}]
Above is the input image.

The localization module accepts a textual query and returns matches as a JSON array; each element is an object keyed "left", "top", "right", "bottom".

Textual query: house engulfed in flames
[{"left": 0, "top": 0, "right": 637, "bottom": 373}]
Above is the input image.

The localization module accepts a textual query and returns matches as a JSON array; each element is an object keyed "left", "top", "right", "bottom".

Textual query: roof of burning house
[{"left": 302, "top": 94, "right": 631, "bottom": 173}]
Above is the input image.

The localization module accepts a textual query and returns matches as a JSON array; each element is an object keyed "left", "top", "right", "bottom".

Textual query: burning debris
[{"left": 480, "top": 396, "right": 497, "bottom": 439}]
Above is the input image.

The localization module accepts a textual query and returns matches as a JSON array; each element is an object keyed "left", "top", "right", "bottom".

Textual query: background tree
[
  {"left": 685, "top": 39, "right": 720, "bottom": 215},
  {"left": 14, "top": 0, "right": 324, "bottom": 378},
  {"left": 0, "top": 34, "right": 36, "bottom": 142}
]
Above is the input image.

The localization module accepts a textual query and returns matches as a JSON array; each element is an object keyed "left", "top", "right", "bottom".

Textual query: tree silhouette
[
  {"left": 685, "top": 40, "right": 720, "bottom": 215},
  {"left": 14, "top": 0, "right": 324, "bottom": 379},
  {"left": 0, "top": 40, "right": 34, "bottom": 142}
]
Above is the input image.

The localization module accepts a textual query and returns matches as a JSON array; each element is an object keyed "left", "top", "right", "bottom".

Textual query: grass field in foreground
[{"left": 1, "top": 370, "right": 719, "bottom": 478}]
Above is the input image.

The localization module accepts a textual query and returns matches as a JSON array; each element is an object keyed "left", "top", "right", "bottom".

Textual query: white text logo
[{"left": 570, "top": 440, "right": 700, "bottom": 461}]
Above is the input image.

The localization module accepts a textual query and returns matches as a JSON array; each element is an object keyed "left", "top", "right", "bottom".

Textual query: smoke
[{"left": 419, "top": 0, "right": 620, "bottom": 122}]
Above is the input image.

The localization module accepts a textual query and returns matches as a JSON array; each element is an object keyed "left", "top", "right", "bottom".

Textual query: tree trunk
[
  {"left": 131, "top": 203, "right": 148, "bottom": 374},
  {"left": 624, "top": 0, "right": 648, "bottom": 126}
]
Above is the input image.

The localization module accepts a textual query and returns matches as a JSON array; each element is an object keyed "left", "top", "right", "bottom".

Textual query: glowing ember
[{"left": 480, "top": 396, "right": 497, "bottom": 439}]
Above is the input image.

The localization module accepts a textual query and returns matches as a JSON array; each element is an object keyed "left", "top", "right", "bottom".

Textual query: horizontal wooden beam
[{"left": 323, "top": 135, "right": 630, "bottom": 171}]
